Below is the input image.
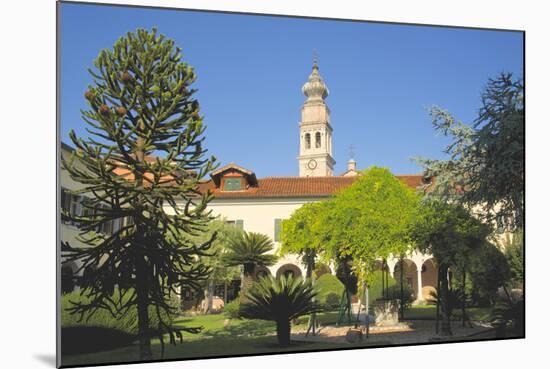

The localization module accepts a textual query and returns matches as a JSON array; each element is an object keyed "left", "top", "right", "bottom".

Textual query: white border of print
[{"left": 2, "top": 1, "right": 548, "bottom": 368}]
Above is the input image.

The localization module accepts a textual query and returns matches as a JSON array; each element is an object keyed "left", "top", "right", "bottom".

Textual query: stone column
[
  {"left": 416, "top": 264, "right": 423, "bottom": 302},
  {"left": 387, "top": 258, "right": 397, "bottom": 278}
]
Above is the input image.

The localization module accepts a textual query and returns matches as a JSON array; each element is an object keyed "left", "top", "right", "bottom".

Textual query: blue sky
[{"left": 59, "top": 3, "right": 523, "bottom": 177}]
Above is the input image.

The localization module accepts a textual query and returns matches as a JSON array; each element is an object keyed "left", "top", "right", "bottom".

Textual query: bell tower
[{"left": 297, "top": 59, "right": 335, "bottom": 177}]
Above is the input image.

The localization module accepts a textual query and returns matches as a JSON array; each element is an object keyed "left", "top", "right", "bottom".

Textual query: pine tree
[
  {"left": 416, "top": 73, "right": 524, "bottom": 230},
  {"left": 61, "top": 28, "right": 217, "bottom": 360}
]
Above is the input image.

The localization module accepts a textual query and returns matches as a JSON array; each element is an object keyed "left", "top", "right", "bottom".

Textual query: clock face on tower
[{"left": 307, "top": 159, "right": 317, "bottom": 170}]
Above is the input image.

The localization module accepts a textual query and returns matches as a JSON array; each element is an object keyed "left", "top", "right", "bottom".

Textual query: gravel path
[{"left": 292, "top": 320, "right": 495, "bottom": 345}]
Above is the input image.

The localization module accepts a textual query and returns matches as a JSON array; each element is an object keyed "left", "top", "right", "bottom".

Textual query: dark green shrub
[
  {"left": 315, "top": 274, "right": 344, "bottom": 306},
  {"left": 61, "top": 264, "right": 75, "bottom": 295},
  {"left": 224, "top": 299, "right": 241, "bottom": 319},
  {"left": 314, "top": 262, "right": 331, "bottom": 279},
  {"left": 367, "top": 270, "right": 396, "bottom": 304},
  {"left": 505, "top": 231, "right": 524, "bottom": 289},
  {"left": 387, "top": 284, "right": 415, "bottom": 309},
  {"left": 490, "top": 297, "right": 524, "bottom": 337},
  {"left": 324, "top": 292, "right": 341, "bottom": 310},
  {"left": 61, "top": 326, "right": 136, "bottom": 355},
  {"left": 61, "top": 288, "right": 178, "bottom": 335}
]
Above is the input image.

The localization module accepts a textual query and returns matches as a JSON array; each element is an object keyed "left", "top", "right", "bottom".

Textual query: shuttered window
[
  {"left": 223, "top": 178, "right": 242, "bottom": 191},
  {"left": 61, "top": 188, "right": 71, "bottom": 214},
  {"left": 226, "top": 220, "right": 244, "bottom": 230},
  {"left": 274, "top": 219, "right": 282, "bottom": 242},
  {"left": 236, "top": 219, "right": 244, "bottom": 229}
]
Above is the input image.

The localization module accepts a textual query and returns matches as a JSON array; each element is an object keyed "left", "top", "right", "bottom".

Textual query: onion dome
[{"left": 302, "top": 61, "right": 329, "bottom": 101}]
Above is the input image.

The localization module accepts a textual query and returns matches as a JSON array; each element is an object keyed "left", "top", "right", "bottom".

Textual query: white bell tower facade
[{"left": 297, "top": 61, "right": 335, "bottom": 177}]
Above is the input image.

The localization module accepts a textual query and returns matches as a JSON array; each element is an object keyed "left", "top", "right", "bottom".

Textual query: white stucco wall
[
  {"left": 60, "top": 145, "right": 88, "bottom": 272},
  {"left": 187, "top": 197, "right": 326, "bottom": 276}
]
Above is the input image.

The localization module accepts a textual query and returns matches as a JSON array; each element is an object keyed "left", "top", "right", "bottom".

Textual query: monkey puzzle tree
[{"left": 61, "top": 28, "right": 217, "bottom": 360}]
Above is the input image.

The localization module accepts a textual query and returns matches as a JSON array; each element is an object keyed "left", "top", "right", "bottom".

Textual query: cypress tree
[{"left": 61, "top": 28, "right": 216, "bottom": 360}]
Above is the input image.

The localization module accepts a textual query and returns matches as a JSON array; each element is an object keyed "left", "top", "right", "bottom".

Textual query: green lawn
[
  {"left": 173, "top": 314, "right": 276, "bottom": 339},
  {"left": 62, "top": 314, "right": 388, "bottom": 367},
  {"left": 62, "top": 307, "right": 493, "bottom": 366},
  {"left": 404, "top": 305, "right": 492, "bottom": 321}
]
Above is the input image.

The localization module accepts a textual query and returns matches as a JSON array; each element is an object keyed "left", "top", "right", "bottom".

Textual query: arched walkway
[
  {"left": 393, "top": 259, "right": 419, "bottom": 298},
  {"left": 421, "top": 258, "right": 438, "bottom": 300},
  {"left": 276, "top": 263, "right": 302, "bottom": 279},
  {"left": 374, "top": 260, "right": 390, "bottom": 274},
  {"left": 254, "top": 266, "right": 271, "bottom": 280}
]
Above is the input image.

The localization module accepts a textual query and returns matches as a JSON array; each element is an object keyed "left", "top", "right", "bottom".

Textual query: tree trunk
[
  {"left": 400, "top": 257, "right": 404, "bottom": 320},
  {"left": 240, "top": 264, "right": 254, "bottom": 303},
  {"left": 276, "top": 319, "right": 291, "bottom": 346},
  {"left": 385, "top": 263, "right": 389, "bottom": 299},
  {"left": 203, "top": 279, "right": 214, "bottom": 314},
  {"left": 365, "top": 285, "right": 370, "bottom": 338},
  {"left": 305, "top": 254, "right": 317, "bottom": 336},
  {"left": 135, "top": 118, "right": 152, "bottom": 360},
  {"left": 223, "top": 281, "right": 228, "bottom": 304},
  {"left": 439, "top": 264, "right": 453, "bottom": 336},
  {"left": 462, "top": 270, "right": 467, "bottom": 327},
  {"left": 136, "top": 257, "right": 152, "bottom": 360},
  {"left": 435, "top": 268, "right": 440, "bottom": 334},
  {"left": 381, "top": 259, "right": 386, "bottom": 299}
]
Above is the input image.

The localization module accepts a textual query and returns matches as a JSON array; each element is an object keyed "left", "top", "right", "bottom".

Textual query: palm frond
[
  {"left": 223, "top": 231, "right": 278, "bottom": 270},
  {"left": 240, "top": 275, "right": 322, "bottom": 321}
]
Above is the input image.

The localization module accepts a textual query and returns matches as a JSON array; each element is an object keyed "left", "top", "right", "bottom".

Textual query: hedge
[
  {"left": 366, "top": 270, "right": 397, "bottom": 305},
  {"left": 315, "top": 274, "right": 345, "bottom": 308},
  {"left": 61, "top": 288, "right": 180, "bottom": 335}
]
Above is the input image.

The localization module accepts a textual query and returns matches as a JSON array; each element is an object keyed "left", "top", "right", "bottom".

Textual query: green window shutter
[
  {"left": 224, "top": 178, "right": 242, "bottom": 191},
  {"left": 236, "top": 219, "right": 244, "bottom": 229},
  {"left": 274, "top": 219, "right": 282, "bottom": 242}
]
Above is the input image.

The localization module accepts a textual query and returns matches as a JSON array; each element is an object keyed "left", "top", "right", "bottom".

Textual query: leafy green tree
[
  {"left": 240, "top": 275, "right": 322, "bottom": 346},
  {"left": 282, "top": 167, "right": 420, "bottom": 325},
  {"left": 411, "top": 200, "right": 492, "bottom": 335},
  {"left": 324, "top": 167, "right": 420, "bottom": 287},
  {"left": 281, "top": 201, "right": 330, "bottom": 277},
  {"left": 281, "top": 201, "right": 331, "bottom": 333},
  {"left": 416, "top": 73, "right": 524, "bottom": 230},
  {"left": 61, "top": 28, "right": 216, "bottom": 360},
  {"left": 468, "top": 242, "right": 511, "bottom": 305},
  {"left": 180, "top": 219, "right": 242, "bottom": 311},
  {"left": 223, "top": 231, "right": 278, "bottom": 298}
]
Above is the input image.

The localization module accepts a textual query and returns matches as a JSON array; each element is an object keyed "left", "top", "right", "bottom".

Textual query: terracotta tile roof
[
  {"left": 198, "top": 174, "right": 427, "bottom": 199},
  {"left": 60, "top": 142, "right": 430, "bottom": 196},
  {"left": 395, "top": 175, "right": 425, "bottom": 189}
]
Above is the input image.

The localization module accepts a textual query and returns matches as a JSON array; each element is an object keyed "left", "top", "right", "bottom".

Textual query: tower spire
[
  {"left": 302, "top": 53, "right": 329, "bottom": 102},
  {"left": 313, "top": 49, "right": 318, "bottom": 69},
  {"left": 297, "top": 58, "right": 335, "bottom": 177}
]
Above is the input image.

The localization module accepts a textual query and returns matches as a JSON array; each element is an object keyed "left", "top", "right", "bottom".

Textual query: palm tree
[
  {"left": 223, "top": 231, "right": 278, "bottom": 297},
  {"left": 240, "top": 275, "right": 322, "bottom": 346}
]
